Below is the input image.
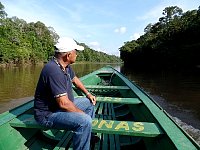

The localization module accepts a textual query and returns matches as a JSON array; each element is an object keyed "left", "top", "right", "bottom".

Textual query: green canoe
[{"left": 0, "top": 66, "right": 199, "bottom": 150}]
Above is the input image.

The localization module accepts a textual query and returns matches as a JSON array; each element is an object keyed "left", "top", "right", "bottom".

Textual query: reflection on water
[
  {"left": 0, "top": 65, "right": 42, "bottom": 112},
  {"left": 121, "top": 66, "right": 200, "bottom": 144},
  {"left": 72, "top": 63, "right": 121, "bottom": 77},
  {"left": 0, "top": 63, "right": 120, "bottom": 112},
  {"left": 0, "top": 64, "right": 200, "bottom": 143},
  {"left": 121, "top": 67, "right": 200, "bottom": 129}
]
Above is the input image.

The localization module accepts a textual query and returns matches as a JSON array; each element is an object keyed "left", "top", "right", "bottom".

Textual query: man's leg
[
  {"left": 47, "top": 111, "right": 92, "bottom": 150},
  {"left": 73, "top": 97, "right": 95, "bottom": 119},
  {"left": 74, "top": 97, "right": 100, "bottom": 144}
]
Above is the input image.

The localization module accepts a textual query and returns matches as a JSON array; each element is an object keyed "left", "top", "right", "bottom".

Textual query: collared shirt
[{"left": 34, "top": 58, "right": 75, "bottom": 122}]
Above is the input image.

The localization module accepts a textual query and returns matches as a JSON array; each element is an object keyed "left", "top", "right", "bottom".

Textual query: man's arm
[
  {"left": 72, "top": 76, "right": 96, "bottom": 105},
  {"left": 56, "top": 95, "right": 84, "bottom": 113}
]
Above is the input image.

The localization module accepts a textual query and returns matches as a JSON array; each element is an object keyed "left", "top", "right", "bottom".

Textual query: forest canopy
[
  {"left": 120, "top": 6, "right": 200, "bottom": 68},
  {"left": 0, "top": 2, "right": 122, "bottom": 65}
]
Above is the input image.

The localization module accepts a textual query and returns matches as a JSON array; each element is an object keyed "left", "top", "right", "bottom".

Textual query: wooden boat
[{"left": 0, "top": 66, "right": 199, "bottom": 150}]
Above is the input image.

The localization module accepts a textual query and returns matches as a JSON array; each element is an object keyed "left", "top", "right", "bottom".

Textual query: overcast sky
[{"left": 2, "top": 0, "right": 200, "bottom": 56}]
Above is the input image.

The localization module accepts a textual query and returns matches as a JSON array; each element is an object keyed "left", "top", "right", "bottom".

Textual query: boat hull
[{"left": 0, "top": 66, "right": 199, "bottom": 150}]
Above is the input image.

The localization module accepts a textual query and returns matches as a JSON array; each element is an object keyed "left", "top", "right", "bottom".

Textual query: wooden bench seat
[
  {"left": 74, "top": 85, "right": 130, "bottom": 90},
  {"left": 10, "top": 114, "right": 47, "bottom": 129},
  {"left": 92, "top": 119, "right": 163, "bottom": 137},
  {"left": 9, "top": 98, "right": 162, "bottom": 149},
  {"left": 73, "top": 85, "right": 131, "bottom": 97},
  {"left": 10, "top": 114, "right": 163, "bottom": 138},
  {"left": 77, "top": 96, "right": 142, "bottom": 105}
]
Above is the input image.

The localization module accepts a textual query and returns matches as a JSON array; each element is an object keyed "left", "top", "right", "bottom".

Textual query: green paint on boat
[{"left": 0, "top": 66, "right": 199, "bottom": 150}]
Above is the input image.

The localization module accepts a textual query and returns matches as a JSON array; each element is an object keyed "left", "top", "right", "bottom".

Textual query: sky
[{"left": 1, "top": 0, "right": 200, "bottom": 56}]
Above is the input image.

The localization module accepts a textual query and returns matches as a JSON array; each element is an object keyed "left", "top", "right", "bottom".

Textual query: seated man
[{"left": 34, "top": 37, "right": 96, "bottom": 150}]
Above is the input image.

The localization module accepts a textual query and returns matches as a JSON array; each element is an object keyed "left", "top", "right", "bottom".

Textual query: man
[{"left": 34, "top": 37, "right": 96, "bottom": 150}]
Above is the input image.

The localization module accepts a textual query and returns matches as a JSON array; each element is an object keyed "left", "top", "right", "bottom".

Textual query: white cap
[{"left": 55, "top": 37, "right": 84, "bottom": 52}]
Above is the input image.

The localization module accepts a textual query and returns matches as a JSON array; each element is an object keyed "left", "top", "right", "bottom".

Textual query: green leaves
[
  {"left": 0, "top": 2, "right": 121, "bottom": 64},
  {"left": 0, "top": 2, "right": 7, "bottom": 19},
  {"left": 120, "top": 5, "right": 200, "bottom": 68},
  {"left": 76, "top": 47, "right": 121, "bottom": 63},
  {"left": 0, "top": 16, "right": 57, "bottom": 64}
]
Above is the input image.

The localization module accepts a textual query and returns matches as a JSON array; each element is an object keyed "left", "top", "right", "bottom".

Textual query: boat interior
[{"left": 0, "top": 68, "right": 194, "bottom": 150}]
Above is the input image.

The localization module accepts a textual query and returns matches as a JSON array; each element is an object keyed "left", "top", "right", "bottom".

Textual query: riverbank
[
  {"left": 0, "top": 61, "right": 44, "bottom": 68},
  {"left": 0, "top": 61, "right": 123, "bottom": 68}
]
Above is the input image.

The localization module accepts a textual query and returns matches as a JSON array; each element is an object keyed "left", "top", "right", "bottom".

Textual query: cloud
[
  {"left": 136, "top": 6, "right": 164, "bottom": 23},
  {"left": 88, "top": 41, "right": 108, "bottom": 53},
  {"left": 89, "top": 41, "right": 100, "bottom": 47},
  {"left": 137, "top": 0, "right": 199, "bottom": 24},
  {"left": 89, "top": 41, "right": 101, "bottom": 50},
  {"left": 55, "top": 3, "right": 82, "bottom": 22},
  {"left": 114, "top": 27, "right": 127, "bottom": 34},
  {"left": 130, "top": 33, "right": 141, "bottom": 40}
]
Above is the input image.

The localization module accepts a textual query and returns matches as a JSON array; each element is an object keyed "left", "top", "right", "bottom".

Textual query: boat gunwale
[
  {"left": 0, "top": 99, "right": 34, "bottom": 127},
  {"left": 0, "top": 65, "right": 199, "bottom": 149},
  {"left": 80, "top": 65, "right": 200, "bottom": 149}
]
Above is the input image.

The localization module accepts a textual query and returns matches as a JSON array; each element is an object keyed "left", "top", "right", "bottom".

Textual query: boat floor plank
[
  {"left": 94, "top": 102, "right": 120, "bottom": 150},
  {"left": 53, "top": 131, "right": 73, "bottom": 150},
  {"left": 107, "top": 115, "right": 120, "bottom": 150}
]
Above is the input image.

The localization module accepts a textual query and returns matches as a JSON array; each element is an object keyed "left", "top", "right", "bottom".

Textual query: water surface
[
  {"left": 0, "top": 63, "right": 199, "bottom": 143},
  {"left": 121, "top": 67, "right": 200, "bottom": 129}
]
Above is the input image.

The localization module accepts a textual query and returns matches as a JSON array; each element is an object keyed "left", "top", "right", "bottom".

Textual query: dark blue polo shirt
[{"left": 34, "top": 59, "right": 75, "bottom": 122}]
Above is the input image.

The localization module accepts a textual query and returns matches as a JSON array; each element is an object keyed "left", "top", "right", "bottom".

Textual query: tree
[
  {"left": 120, "top": 6, "right": 200, "bottom": 68},
  {"left": 0, "top": 2, "right": 121, "bottom": 64},
  {"left": 144, "top": 23, "right": 152, "bottom": 33},
  {"left": 0, "top": 2, "right": 7, "bottom": 19},
  {"left": 159, "top": 6, "right": 183, "bottom": 24}
]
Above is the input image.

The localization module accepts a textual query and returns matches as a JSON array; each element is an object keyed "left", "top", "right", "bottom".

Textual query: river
[{"left": 0, "top": 63, "right": 200, "bottom": 143}]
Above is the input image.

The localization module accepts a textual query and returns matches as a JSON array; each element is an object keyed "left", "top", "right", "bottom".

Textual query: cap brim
[{"left": 76, "top": 45, "right": 84, "bottom": 51}]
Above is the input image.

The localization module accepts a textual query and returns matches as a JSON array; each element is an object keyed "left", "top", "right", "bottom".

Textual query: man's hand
[
  {"left": 87, "top": 93, "right": 96, "bottom": 105},
  {"left": 72, "top": 76, "right": 97, "bottom": 105}
]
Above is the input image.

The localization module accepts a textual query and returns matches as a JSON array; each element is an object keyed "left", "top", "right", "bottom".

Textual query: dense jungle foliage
[
  {"left": 0, "top": 2, "right": 121, "bottom": 65},
  {"left": 120, "top": 6, "right": 200, "bottom": 68}
]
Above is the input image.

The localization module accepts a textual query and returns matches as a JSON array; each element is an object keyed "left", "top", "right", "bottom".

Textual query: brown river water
[{"left": 0, "top": 63, "right": 200, "bottom": 144}]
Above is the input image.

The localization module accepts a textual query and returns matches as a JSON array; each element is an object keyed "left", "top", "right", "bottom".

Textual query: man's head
[
  {"left": 54, "top": 37, "right": 84, "bottom": 64},
  {"left": 54, "top": 37, "right": 84, "bottom": 53}
]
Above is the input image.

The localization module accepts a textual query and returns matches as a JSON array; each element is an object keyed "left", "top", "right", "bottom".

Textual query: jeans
[{"left": 39, "top": 97, "right": 95, "bottom": 150}]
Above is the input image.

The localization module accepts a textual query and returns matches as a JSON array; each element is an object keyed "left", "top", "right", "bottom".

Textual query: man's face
[{"left": 68, "top": 49, "right": 77, "bottom": 63}]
